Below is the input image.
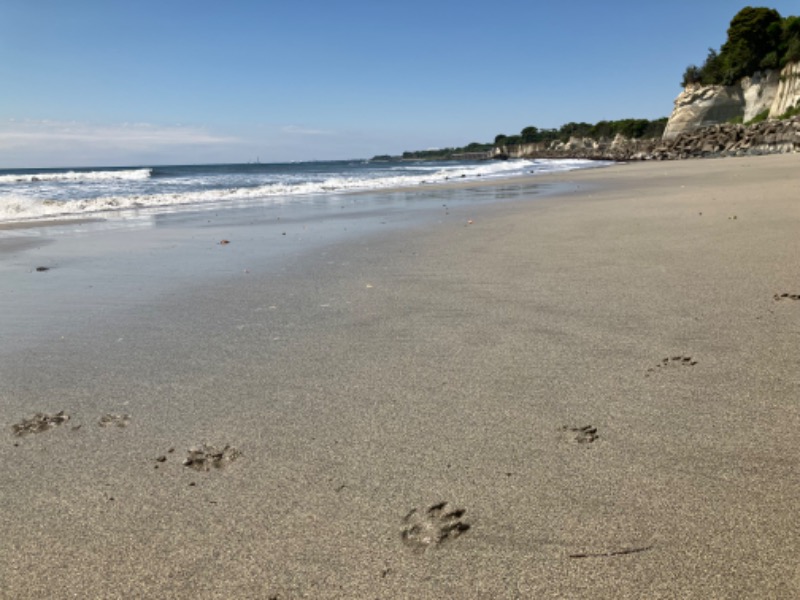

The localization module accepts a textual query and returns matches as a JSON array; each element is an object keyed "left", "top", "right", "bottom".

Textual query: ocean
[{"left": 0, "top": 158, "right": 610, "bottom": 225}]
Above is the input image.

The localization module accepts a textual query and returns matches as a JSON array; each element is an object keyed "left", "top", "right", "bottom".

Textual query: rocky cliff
[
  {"left": 663, "top": 61, "right": 800, "bottom": 139},
  {"left": 649, "top": 116, "right": 800, "bottom": 159},
  {"left": 493, "top": 135, "right": 658, "bottom": 161},
  {"left": 493, "top": 115, "right": 800, "bottom": 162},
  {"left": 770, "top": 61, "right": 800, "bottom": 116},
  {"left": 484, "top": 60, "right": 800, "bottom": 163}
]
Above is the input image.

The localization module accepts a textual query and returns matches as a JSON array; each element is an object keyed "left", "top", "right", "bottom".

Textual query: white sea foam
[
  {"left": 0, "top": 159, "right": 608, "bottom": 224},
  {"left": 0, "top": 168, "right": 152, "bottom": 184}
]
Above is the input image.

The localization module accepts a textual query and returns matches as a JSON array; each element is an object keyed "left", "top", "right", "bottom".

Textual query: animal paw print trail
[{"left": 401, "top": 501, "right": 470, "bottom": 550}]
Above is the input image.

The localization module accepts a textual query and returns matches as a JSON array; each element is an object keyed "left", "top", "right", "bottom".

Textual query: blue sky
[{"left": 2, "top": 1, "right": 799, "bottom": 167}]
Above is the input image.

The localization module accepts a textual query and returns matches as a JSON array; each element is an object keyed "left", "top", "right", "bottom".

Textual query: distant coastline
[
  {"left": 376, "top": 113, "right": 800, "bottom": 163},
  {"left": 387, "top": 7, "right": 800, "bottom": 165},
  {"left": 389, "top": 117, "right": 667, "bottom": 162}
]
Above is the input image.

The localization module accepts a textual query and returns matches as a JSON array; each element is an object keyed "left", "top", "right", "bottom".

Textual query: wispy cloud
[
  {"left": 0, "top": 119, "right": 245, "bottom": 167},
  {"left": 1, "top": 119, "right": 239, "bottom": 147},
  {"left": 0, "top": 119, "right": 390, "bottom": 167},
  {"left": 281, "top": 124, "right": 335, "bottom": 136}
]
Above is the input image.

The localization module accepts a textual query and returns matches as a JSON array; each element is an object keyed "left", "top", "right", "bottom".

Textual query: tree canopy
[{"left": 682, "top": 6, "right": 800, "bottom": 86}]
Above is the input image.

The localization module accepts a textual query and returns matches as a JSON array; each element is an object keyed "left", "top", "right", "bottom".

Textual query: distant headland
[{"left": 379, "top": 6, "right": 800, "bottom": 163}]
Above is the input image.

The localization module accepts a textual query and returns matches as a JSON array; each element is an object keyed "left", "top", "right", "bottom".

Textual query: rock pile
[{"left": 647, "top": 116, "right": 800, "bottom": 160}]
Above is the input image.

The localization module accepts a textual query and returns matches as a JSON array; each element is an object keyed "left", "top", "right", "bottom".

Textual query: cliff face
[
  {"left": 493, "top": 135, "right": 658, "bottom": 161},
  {"left": 663, "top": 84, "right": 747, "bottom": 140},
  {"left": 743, "top": 71, "right": 780, "bottom": 121},
  {"left": 663, "top": 62, "right": 800, "bottom": 139},
  {"left": 770, "top": 61, "right": 800, "bottom": 117}
]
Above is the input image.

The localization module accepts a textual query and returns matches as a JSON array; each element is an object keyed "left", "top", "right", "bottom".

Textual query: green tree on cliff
[
  {"left": 781, "top": 16, "right": 800, "bottom": 63},
  {"left": 721, "top": 6, "right": 782, "bottom": 79},
  {"left": 681, "top": 6, "right": 799, "bottom": 87},
  {"left": 521, "top": 126, "right": 539, "bottom": 143}
]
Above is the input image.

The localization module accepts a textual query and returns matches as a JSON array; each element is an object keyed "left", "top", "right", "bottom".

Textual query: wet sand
[{"left": 1, "top": 154, "right": 799, "bottom": 598}]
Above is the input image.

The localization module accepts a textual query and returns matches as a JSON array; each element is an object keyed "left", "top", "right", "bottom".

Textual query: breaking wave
[
  {"left": 0, "top": 159, "right": 610, "bottom": 224},
  {"left": 0, "top": 168, "right": 152, "bottom": 184}
]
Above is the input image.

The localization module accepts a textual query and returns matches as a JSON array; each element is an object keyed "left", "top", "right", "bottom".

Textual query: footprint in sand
[
  {"left": 98, "top": 413, "right": 131, "bottom": 428},
  {"left": 561, "top": 425, "right": 599, "bottom": 444},
  {"left": 401, "top": 501, "right": 471, "bottom": 550},
  {"left": 773, "top": 293, "right": 800, "bottom": 301},
  {"left": 12, "top": 411, "right": 70, "bottom": 436},
  {"left": 182, "top": 444, "right": 241, "bottom": 471},
  {"left": 645, "top": 355, "right": 697, "bottom": 376}
]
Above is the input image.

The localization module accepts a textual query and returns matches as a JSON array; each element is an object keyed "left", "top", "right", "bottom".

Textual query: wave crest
[
  {"left": 0, "top": 159, "right": 609, "bottom": 224},
  {"left": 0, "top": 168, "right": 152, "bottom": 184}
]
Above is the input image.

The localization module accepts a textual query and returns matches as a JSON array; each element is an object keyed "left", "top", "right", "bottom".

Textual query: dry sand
[{"left": 1, "top": 154, "right": 799, "bottom": 598}]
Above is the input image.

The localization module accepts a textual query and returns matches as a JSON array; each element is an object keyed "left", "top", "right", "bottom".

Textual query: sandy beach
[{"left": 1, "top": 154, "right": 799, "bottom": 598}]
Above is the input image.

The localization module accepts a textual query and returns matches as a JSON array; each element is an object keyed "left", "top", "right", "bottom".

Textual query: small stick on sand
[{"left": 569, "top": 545, "right": 653, "bottom": 559}]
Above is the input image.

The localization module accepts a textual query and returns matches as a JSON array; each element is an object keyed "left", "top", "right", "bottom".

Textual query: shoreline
[
  {"left": 2, "top": 154, "right": 799, "bottom": 598},
  {"left": 0, "top": 217, "right": 104, "bottom": 231}
]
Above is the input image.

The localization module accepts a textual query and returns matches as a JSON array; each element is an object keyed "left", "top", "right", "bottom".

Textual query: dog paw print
[
  {"left": 562, "top": 425, "right": 599, "bottom": 444},
  {"left": 646, "top": 355, "right": 697, "bottom": 375},
  {"left": 401, "top": 502, "right": 470, "bottom": 550},
  {"left": 182, "top": 444, "right": 241, "bottom": 471},
  {"left": 98, "top": 413, "right": 130, "bottom": 428},
  {"left": 12, "top": 411, "right": 70, "bottom": 436}
]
